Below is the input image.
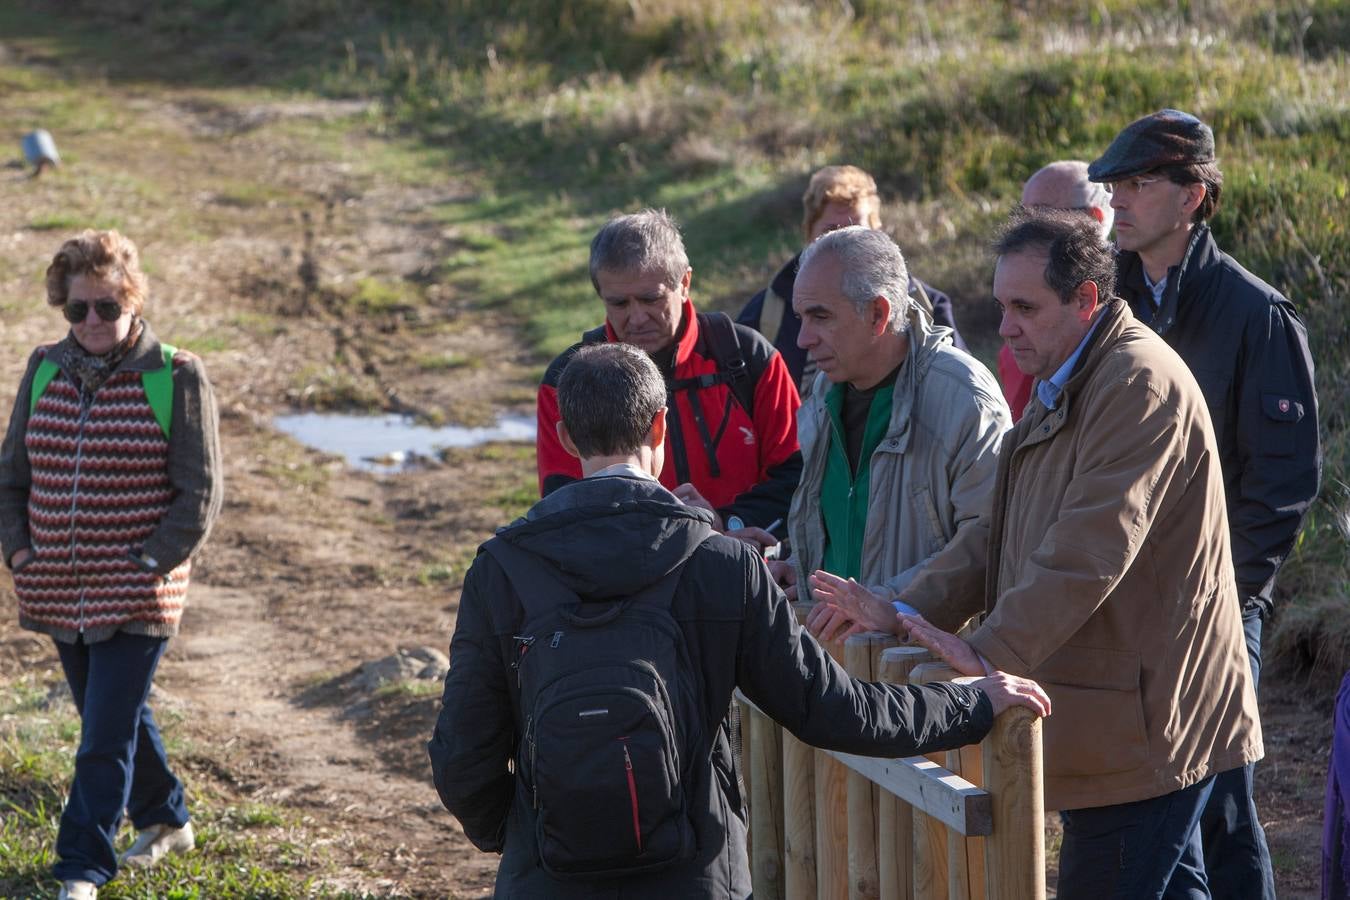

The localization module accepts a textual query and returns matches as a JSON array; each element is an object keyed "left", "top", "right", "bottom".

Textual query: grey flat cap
[{"left": 1088, "top": 109, "right": 1214, "bottom": 182}]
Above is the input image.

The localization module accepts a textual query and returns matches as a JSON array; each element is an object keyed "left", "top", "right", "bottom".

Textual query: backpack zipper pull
[
  {"left": 511, "top": 634, "right": 535, "bottom": 666},
  {"left": 549, "top": 630, "right": 563, "bottom": 649},
  {"left": 512, "top": 635, "right": 535, "bottom": 688}
]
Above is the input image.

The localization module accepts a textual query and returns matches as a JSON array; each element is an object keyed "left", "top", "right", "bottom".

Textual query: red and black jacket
[{"left": 536, "top": 297, "right": 802, "bottom": 529}]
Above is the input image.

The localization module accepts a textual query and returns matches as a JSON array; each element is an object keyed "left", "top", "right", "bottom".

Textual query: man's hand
[
  {"left": 971, "top": 672, "right": 1052, "bottom": 718},
  {"left": 898, "top": 613, "right": 988, "bottom": 677},
  {"left": 766, "top": 559, "right": 798, "bottom": 601},
  {"left": 671, "top": 483, "right": 723, "bottom": 530},
  {"left": 805, "top": 601, "right": 867, "bottom": 643},
  {"left": 9, "top": 548, "right": 30, "bottom": 569},
  {"left": 808, "top": 570, "right": 902, "bottom": 636},
  {"left": 725, "top": 526, "right": 778, "bottom": 554}
]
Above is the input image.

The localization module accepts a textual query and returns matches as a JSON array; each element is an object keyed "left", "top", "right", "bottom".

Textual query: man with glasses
[{"left": 1089, "top": 108, "right": 1321, "bottom": 899}]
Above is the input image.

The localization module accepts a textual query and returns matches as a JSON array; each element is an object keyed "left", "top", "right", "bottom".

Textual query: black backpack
[{"left": 483, "top": 536, "right": 702, "bottom": 880}]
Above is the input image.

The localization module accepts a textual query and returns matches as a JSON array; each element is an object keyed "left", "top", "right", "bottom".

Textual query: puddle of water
[{"left": 273, "top": 411, "right": 536, "bottom": 472}]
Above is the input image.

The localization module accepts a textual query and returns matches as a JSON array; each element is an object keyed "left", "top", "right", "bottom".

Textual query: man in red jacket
[{"left": 536, "top": 209, "right": 802, "bottom": 536}]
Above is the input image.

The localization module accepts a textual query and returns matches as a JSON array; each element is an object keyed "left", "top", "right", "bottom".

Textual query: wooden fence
[{"left": 735, "top": 602, "right": 1045, "bottom": 900}]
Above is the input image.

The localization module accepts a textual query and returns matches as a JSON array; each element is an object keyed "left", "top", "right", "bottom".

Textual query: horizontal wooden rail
[
  {"left": 733, "top": 689, "right": 992, "bottom": 837},
  {"left": 827, "top": 752, "right": 991, "bottom": 837}
]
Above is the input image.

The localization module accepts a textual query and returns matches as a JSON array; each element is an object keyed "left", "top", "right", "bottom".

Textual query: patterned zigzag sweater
[{"left": 12, "top": 351, "right": 191, "bottom": 640}]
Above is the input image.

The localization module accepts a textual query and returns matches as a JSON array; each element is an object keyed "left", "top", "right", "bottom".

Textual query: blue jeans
[
  {"left": 52, "top": 631, "right": 189, "bottom": 885},
  {"left": 1199, "top": 607, "right": 1275, "bottom": 899},
  {"left": 1058, "top": 775, "right": 1216, "bottom": 899}
]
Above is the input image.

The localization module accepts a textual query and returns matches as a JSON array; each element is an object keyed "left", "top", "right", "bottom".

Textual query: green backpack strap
[
  {"left": 29, "top": 343, "right": 175, "bottom": 437},
  {"left": 29, "top": 358, "right": 61, "bottom": 417},
  {"left": 141, "top": 343, "right": 176, "bottom": 438}
]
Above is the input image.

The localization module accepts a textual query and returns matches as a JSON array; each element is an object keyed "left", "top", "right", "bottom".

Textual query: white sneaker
[
  {"left": 121, "top": 821, "right": 195, "bottom": 867},
  {"left": 58, "top": 881, "right": 97, "bottom": 900}
]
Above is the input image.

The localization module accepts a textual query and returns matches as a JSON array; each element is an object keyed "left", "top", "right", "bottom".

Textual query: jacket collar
[
  {"left": 604, "top": 295, "right": 700, "bottom": 367},
  {"left": 1016, "top": 299, "right": 1130, "bottom": 447},
  {"left": 1118, "top": 224, "right": 1215, "bottom": 336}
]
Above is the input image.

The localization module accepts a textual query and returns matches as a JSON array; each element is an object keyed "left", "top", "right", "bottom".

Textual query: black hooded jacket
[
  {"left": 428, "top": 474, "right": 994, "bottom": 898},
  {"left": 1116, "top": 225, "right": 1321, "bottom": 618}
]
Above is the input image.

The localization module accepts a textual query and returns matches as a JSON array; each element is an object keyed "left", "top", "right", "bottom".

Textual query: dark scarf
[{"left": 67, "top": 318, "right": 144, "bottom": 396}]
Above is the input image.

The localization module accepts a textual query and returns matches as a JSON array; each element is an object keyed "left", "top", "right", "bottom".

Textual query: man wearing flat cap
[{"left": 1090, "top": 108, "right": 1321, "bottom": 899}]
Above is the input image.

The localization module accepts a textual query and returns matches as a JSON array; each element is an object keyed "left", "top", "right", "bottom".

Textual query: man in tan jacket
[{"left": 811, "top": 209, "right": 1261, "bottom": 896}]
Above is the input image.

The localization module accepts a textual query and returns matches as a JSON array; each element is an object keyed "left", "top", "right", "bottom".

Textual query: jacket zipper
[
  {"left": 620, "top": 738, "right": 642, "bottom": 853},
  {"left": 826, "top": 414, "right": 859, "bottom": 568},
  {"left": 70, "top": 390, "right": 95, "bottom": 635}
]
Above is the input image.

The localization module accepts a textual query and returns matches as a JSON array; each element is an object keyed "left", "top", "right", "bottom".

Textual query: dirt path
[
  {"left": 1, "top": 51, "right": 532, "bottom": 897},
  {"left": 161, "top": 586, "right": 496, "bottom": 897}
]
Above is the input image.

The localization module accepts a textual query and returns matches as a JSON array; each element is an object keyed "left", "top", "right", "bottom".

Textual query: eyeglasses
[
  {"left": 1104, "top": 176, "right": 1162, "bottom": 196},
  {"left": 62, "top": 297, "right": 125, "bottom": 324}
]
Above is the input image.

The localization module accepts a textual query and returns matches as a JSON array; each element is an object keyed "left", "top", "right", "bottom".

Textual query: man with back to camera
[
  {"left": 536, "top": 209, "right": 802, "bottom": 542},
  {"left": 809, "top": 209, "right": 1262, "bottom": 896},
  {"left": 429, "top": 341, "right": 1050, "bottom": 898},
  {"left": 749, "top": 226, "right": 1007, "bottom": 633},
  {"left": 998, "top": 160, "right": 1115, "bottom": 422},
  {"left": 738, "top": 164, "right": 966, "bottom": 394},
  {"left": 1089, "top": 108, "right": 1320, "bottom": 898}
]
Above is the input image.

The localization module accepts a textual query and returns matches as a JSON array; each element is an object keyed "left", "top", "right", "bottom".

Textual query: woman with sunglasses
[{"left": 0, "top": 230, "right": 222, "bottom": 900}]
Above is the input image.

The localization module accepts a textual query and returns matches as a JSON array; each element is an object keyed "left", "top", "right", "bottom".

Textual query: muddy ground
[{"left": 0, "top": 50, "right": 1334, "bottom": 899}]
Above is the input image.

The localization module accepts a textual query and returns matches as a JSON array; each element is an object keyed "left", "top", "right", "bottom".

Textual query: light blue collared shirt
[
  {"left": 1142, "top": 267, "right": 1168, "bottom": 308},
  {"left": 1036, "top": 311, "right": 1107, "bottom": 412}
]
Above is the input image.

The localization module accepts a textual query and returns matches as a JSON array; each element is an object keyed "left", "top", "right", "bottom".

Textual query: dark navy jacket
[{"left": 1116, "top": 225, "right": 1321, "bottom": 617}]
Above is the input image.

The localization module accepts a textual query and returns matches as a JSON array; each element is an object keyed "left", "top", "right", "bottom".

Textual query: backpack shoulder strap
[
  {"left": 696, "top": 311, "right": 755, "bottom": 418},
  {"left": 141, "top": 343, "right": 176, "bottom": 439},
  {"left": 29, "top": 357, "right": 61, "bottom": 417}
]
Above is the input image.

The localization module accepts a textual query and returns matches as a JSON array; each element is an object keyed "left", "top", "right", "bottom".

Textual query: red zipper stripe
[{"left": 620, "top": 738, "right": 642, "bottom": 853}]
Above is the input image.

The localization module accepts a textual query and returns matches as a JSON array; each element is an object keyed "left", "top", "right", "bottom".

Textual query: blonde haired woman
[{"left": 0, "top": 230, "right": 222, "bottom": 900}]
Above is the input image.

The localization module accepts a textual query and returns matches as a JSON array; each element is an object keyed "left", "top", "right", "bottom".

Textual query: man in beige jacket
[{"left": 811, "top": 209, "right": 1260, "bottom": 897}]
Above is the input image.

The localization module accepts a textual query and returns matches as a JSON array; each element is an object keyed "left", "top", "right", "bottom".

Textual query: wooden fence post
[
  {"left": 844, "top": 632, "right": 897, "bottom": 899},
  {"left": 944, "top": 678, "right": 986, "bottom": 900},
  {"left": 815, "top": 628, "right": 851, "bottom": 900},
  {"left": 983, "top": 707, "right": 1045, "bottom": 900},
  {"left": 878, "top": 645, "right": 932, "bottom": 900},
  {"left": 909, "top": 662, "right": 959, "bottom": 900},
  {"left": 783, "top": 602, "right": 818, "bottom": 899},
  {"left": 750, "top": 702, "right": 785, "bottom": 900}
]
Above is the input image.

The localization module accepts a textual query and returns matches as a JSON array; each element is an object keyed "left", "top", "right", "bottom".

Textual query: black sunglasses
[{"left": 63, "top": 297, "right": 125, "bottom": 324}]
